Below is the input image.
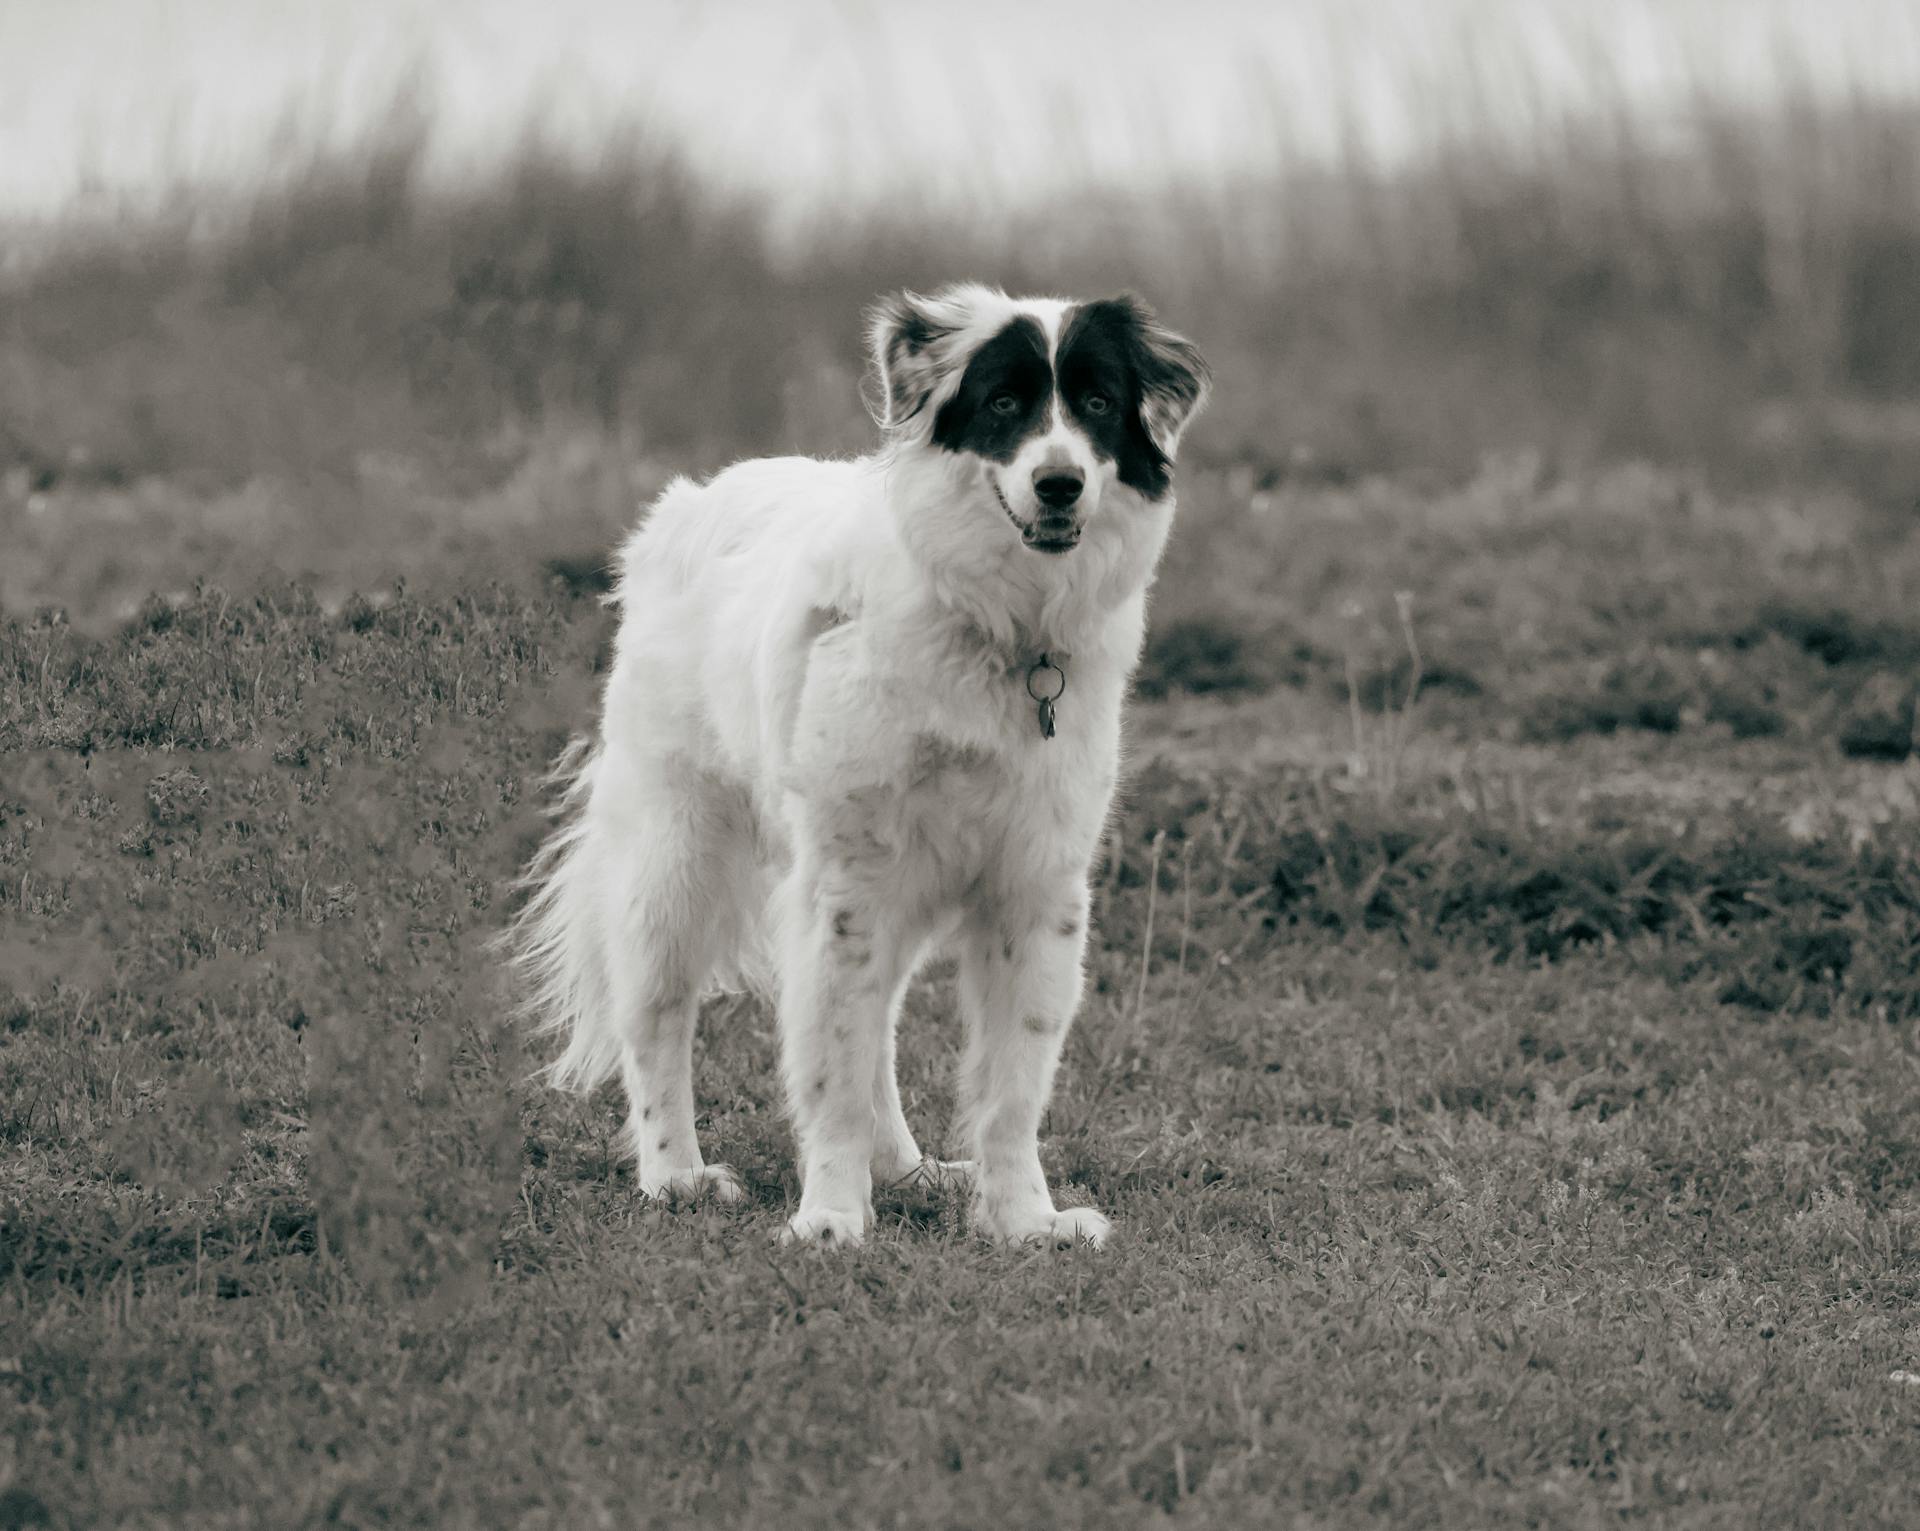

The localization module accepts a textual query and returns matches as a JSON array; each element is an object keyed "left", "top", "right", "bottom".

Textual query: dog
[{"left": 504, "top": 283, "right": 1209, "bottom": 1246}]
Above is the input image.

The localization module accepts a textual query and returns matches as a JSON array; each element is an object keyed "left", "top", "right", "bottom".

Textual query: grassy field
[
  {"left": 5, "top": 454, "right": 1920, "bottom": 1526},
  {"left": 5, "top": 52, "right": 1920, "bottom": 1526}
]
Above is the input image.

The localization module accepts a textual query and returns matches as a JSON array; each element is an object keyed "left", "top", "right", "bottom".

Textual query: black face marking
[
  {"left": 931, "top": 317, "right": 1050, "bottom": 463},
  {"left": 1055, "top": 300, "right": 1177, "bottom": 499},
  {"left": 922, "top": 296, "right": 1205, "bottom": 503}
]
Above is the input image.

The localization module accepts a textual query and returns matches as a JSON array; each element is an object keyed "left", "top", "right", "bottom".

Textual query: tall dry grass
[{"left": 3, "top": 75, "right": 1918, "bottom": 516}]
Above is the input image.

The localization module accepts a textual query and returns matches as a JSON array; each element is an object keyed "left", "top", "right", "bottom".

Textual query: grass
[
  {"left": 1114, "top": 761, "right": 1920, "bottom": 1018},
  {"left": 4, "top": 487, "right": 1920, "bottom": 1524}
]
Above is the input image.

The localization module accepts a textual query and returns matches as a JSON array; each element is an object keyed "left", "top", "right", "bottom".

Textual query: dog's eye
[
  {"left": 989, "top": 392, "right": 1020, "bottom": 416},
  {"left": 1083, "top": 393, "right": 1111, "bottom": 416}
]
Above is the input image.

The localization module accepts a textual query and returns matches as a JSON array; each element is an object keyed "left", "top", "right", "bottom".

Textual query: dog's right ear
[{"left": 866, "top": 291, "right": 957, "bottom": 433}]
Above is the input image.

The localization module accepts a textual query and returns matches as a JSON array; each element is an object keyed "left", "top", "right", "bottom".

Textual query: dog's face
[{"left": 871, "top": 286, "right": 1209, "bottom": 555}]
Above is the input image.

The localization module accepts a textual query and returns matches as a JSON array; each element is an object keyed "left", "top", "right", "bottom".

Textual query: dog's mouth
[
  {"left": 991, "top": 480, "right": 1081, "bottom": 554},
  {"left": 1022, "top": 520, "right": 1081, "bottom": 554}
]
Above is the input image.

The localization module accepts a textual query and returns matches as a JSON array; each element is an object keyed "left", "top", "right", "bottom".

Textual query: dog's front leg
[
  {"left": 779, "top": 863, "right": 903, "bottom": 1246},
  {"left": 956, "top": 891, "right": 1109, "bottom": 1247}
]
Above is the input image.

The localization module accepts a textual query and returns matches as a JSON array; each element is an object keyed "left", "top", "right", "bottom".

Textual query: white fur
[{"left": 503, "top": 284, "right": 1207, "bottom": 1246}]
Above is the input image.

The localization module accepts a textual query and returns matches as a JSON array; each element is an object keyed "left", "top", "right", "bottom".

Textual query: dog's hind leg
[
  {"left": 615, "top": 995, "right": 743, "bottom": 1204},
  {"left": 600, "top": 754, "right": 750, "bottom": 1204}
]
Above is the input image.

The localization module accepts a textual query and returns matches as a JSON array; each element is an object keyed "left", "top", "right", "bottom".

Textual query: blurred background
[{"left": 4, "top": 0, "right": 1920, "bottom": 620}]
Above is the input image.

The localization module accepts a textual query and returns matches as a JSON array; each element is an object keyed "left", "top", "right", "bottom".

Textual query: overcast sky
[{"left": 3, "top": 0, "right": 1915, "bottom": 232}]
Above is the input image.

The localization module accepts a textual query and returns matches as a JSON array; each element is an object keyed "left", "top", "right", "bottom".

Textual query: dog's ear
[
  {"left": 866, "top": 290, "right": 958, "bottom": 433},
  {"left": 1114, "top": 294, "right": 1210, "bottom": 460}
]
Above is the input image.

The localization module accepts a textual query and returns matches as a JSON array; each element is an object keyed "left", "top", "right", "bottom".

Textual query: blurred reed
[{"left": 3, "top": 52, "right": 1918, "bottom": 514}]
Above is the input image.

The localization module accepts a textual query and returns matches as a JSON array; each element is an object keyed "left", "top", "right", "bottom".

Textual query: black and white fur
[{"left": 505, "top": 283, "right": 1209, "bottom": 1246}]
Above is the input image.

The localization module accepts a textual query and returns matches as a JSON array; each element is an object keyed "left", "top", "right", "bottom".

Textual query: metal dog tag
[{"left": 1026, "top": 654, "right": 1066, "bottom": 740}]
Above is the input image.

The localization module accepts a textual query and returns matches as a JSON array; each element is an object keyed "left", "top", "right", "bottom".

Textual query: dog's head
[{"left": 869, "top": 284, "right": 1209, "bottom": 555}]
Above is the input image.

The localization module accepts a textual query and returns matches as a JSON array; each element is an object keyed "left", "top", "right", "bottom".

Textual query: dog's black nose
[{"left": 1033, "top": 469, "right": 1084, "bottom": 509}]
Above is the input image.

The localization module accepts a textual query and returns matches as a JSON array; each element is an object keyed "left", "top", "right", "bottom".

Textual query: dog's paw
[
  {"left": 1038, "top": 1205, "right": 1111, "bottom": 1248},
  {"left": 780, "top": 1205, "right": 869, "bottom": 1247},
  {"left": 979, "top": 1202, "right": 1111, "bottom": 1249},
  {"left": 639, "top": 1164, "right": 747, "bottom": 1205}
]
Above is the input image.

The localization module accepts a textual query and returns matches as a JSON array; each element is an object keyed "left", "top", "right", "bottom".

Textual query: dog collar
[{"left": 1025, "top": 653, "right": 1067, "bottom": 739}]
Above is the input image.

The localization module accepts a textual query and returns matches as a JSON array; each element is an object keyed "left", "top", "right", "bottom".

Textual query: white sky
[{"left": 1, "top": 0, "right": 1916, "bottom": 233}]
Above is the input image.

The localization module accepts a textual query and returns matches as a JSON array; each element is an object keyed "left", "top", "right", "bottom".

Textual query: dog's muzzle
[{"left": 992, "top": 480, "right": 1081, "bottom": 554}]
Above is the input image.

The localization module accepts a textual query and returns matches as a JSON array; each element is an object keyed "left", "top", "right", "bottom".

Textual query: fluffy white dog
[{"left": 505, "top": 283, "right": 1209, "bottom": 1246}]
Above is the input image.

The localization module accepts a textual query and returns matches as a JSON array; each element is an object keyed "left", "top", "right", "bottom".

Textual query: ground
[{"left": 3, "top": 461, "right": 1920, "bottom": 1528}]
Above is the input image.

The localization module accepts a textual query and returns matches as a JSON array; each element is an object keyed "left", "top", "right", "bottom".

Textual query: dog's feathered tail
[{"left": 493, "top": 735, "right": 623, "bottom": 1092}]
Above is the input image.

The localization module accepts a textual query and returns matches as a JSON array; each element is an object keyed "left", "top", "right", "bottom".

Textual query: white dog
[{"left": 505, "top": 283, "right": 1208, "bottom": 1246}]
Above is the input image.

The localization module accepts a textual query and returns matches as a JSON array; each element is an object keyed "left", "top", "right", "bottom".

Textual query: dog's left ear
[
  {"left": 866, "top": 291, "right": 958, "bottom": 433},
  {"left": 1115, "top": 294, "right": 1211, "bottom": 460}
]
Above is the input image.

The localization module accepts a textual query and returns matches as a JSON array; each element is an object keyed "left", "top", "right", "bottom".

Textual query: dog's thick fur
[{"left": 505, "top": 283, "right": 1208, "bottom": 1245}]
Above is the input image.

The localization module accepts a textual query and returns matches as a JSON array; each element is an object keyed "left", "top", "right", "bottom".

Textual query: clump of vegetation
[
  {"left": 1738, "top": 601, "right": 1920, "bottom": 670},
  {"left": 1107, "top": 760, "right": 1920, "bottom": 1019},
  {"left": 142, "top": 766, "right": 209, "bottom": 826},
  {"left": 1134, "top": 614, "right": 1322, "bottom": 699},
  {"left": 1521, "top": 655, "right": 1689, "bottom": 741},
  {"left": 1838, "top": 676, "right": 1918, "bottom": 762},
  {"left": 1517, "top": 604, "right": 1920, "bottom": 748}
]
